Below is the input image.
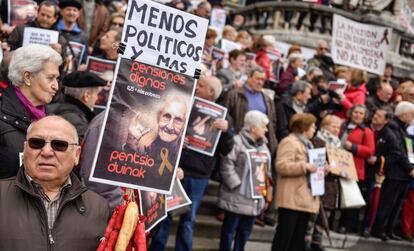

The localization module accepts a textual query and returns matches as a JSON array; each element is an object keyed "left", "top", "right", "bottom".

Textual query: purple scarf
[{"left": 14, "top": 86, "right": 45, "bottom": 121}]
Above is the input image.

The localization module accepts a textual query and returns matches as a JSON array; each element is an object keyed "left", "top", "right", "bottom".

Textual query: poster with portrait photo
[
  {"left": 166, "top": 178, "right": 192, "bottom": 212},
  {"left": 86, "top": 56, "right": 116, "bottom": 110},
  {"left": 138, "top": 190, "right": 167, "bottom": 233},
  {"left": 8, "top": 0, "right": 37, "bottom": 26},
  {"left": 63, "top": 41, "right": 86, "bottom": 74},
  {"left": 246, "top": 149, "right": 271, "bottom": 199},
  {"left": 185, "top": 97, "right": 227, "bottom": 156},
  {"left": 89, "top": 58, "right": 195, "bottom": 194}
]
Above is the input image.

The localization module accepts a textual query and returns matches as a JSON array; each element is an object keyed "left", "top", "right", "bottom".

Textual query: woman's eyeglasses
[{"left": 27, "top": 138, "right": 78, "bottom": 152}]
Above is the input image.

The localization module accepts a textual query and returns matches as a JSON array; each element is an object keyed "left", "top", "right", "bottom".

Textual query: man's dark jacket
[
  {"left": 376, "top": 119, "right": 413, "bottom": 181},
  {"left": 0, "top": 83, "right": 31, "bottom": 178},
  {"left": 53, "top": 95, "right": 95, "bottom": 139},
  {"left": 222, "top": 87, "right": 277, "bottom": 158},
  {"left": 0, "top": 167, "right": 109, "bottom": 251}
]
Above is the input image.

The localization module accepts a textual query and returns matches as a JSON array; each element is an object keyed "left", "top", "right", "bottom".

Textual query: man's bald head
[{"left": 27, "top": 116, "right": 79, "bottom": 144}]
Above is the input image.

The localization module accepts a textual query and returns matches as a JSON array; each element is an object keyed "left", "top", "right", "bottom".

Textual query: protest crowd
[{"left": 0, "top": 0, "right": 414, "bottom": 251}]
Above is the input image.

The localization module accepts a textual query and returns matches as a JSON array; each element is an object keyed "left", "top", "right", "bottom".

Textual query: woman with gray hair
[
  {"left": 0, "top": 44, "right": 62, "bottom": 179},
  {"left": 218, "top": 110, "right": 272, "bottom": 251}
]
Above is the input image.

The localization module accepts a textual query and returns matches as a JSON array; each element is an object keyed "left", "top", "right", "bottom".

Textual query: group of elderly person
[{"left": 1, "top": 37, "right": 414, "bottom": 251}]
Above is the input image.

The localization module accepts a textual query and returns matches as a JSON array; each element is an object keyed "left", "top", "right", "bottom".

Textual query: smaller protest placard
[
  {"left": 63, "top": 41, "right": 86, "bottom": 74},
  {"left": 246, "top": 149, "right": 271, "bottom": 199},
  {"left": 166, "top": 178, "right": 192, "bottom": 212},
  {"left": 328, "top": 79, "right": 347, "bottom": 95},
  {"left": 86, "top": 56, "right": 116, "bottom": 109},
  {"left": 308, "top": 148, "right": 326, "bottom": 196},
  {"left": 8, "top": 0, "right": 37, "bottom": 26},
  {"left": 210, "top": 8, "right": 226, "bottom": 38},
  {"left": 405, "top": 138, "right": 414, "bottom": 164},
  {"left": 22, "top": 27, "right": 59, "bottom": 47},
  {"left": 185, "top": 97, "right": 227, "bottom": 156},
  {"left": 220, "top": 39, "right": 242, "bottom": 54},
  {"left": 139, "top": 190, "right": 167, "bottom": 232},
  {"left": 212, "top": 47, "right": 225, "bottom": 61},
  {"left": 222, "top": 0, "right": 246, "bottom": 8},
  {"left": 245, "top": 52, "right": 256, "bottom": 62},
  {"left": 326, "top": 145, "right": 358, "bottom": 181}
]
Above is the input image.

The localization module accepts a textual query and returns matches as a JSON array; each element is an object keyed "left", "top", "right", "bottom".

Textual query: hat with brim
[
  {"left": 63, "top": 71, "right": 106, "bottom": 88},
  {"left": 58, "top": 0, "right": 82, "bottom": 10}
]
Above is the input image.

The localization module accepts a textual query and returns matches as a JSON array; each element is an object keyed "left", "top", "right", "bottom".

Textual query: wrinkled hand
[
  {"left": 367, "top": 156, "right": 377, "bottom": 165},
  {"left": 306, "top": 163, "right": 317, "bottom": 173},
  {"left": 344, "top": 141, "right": 352, "bottom": 151},
  {"left": 1, "top": 24, "right": 15, "bottom": 35},
  {"left": 127, "top": 114, "right": 151, "bottom": 146},
  {"left": 193, "top": 116, "right": 210, "bottom": 135},
  {"left": 213, "top": 118, "right": 228, "bottom": 132},
  {"left": 234, "top": 80, "right": 244, "bottom": 89},
  {"left": 77, "top": 64, "right": 87, "bottom": 71},
  {"left": 324, "top": 164, "right": 332, "bottom": 174},
  {"left": 320, "top": 94, "right": 329, "bottom": 104},
  {"left": 176, "top": 167, "right": 184, "bottom": 180}
]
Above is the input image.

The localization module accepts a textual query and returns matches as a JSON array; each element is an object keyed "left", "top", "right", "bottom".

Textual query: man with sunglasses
[
  {"left": 0, "top": 116, "right": 109, "bottom": 251},
  {"left": 307, "top": 40, "right": 336, "bottom": 81}
]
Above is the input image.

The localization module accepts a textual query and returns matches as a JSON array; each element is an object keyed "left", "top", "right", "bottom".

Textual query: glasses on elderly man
[{"left": 27, "top": 138, "right": 78, "bottom": 152}]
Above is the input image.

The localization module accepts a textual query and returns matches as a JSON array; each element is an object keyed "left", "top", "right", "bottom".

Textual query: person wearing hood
[{"left": 218, "top": 110, "right": 272, "bottom": 251}]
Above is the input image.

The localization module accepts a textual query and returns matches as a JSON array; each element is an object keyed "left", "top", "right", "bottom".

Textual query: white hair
[
  {"left": 395, "top": 101, "right": 414, "bottom": 117},
  {"left": 8, "top": 44, "right": 62, "bottom": 86},
  {"left": 288, "top": 53, "right": 303, "bottom": 64},
  {"left": 202, "top": 75, "right": 222, "bottom": 101},
  {"left": 64, "top": 87, "right": 99, "bottom": 101},
  {"left": 243, "top": 110, "right": 269, "bottom": 130}
]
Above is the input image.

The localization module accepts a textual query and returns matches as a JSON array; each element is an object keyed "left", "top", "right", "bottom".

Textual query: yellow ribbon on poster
[{"left": 159, "top": 147, "right": 173, "bottom": 176}]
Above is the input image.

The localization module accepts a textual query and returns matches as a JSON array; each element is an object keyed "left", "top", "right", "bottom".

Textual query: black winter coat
[
  {"left": 0, "top": 167, "right": 109, "bottom": 251},
  {"left": 0, "top": 83, "right": 32, "bottom": 179},
  {"left": 376, "top": 121, "right": 413, "bottom": 181},
  {"left": 53, "top": 95, "right": 95, "bottom": 139}
]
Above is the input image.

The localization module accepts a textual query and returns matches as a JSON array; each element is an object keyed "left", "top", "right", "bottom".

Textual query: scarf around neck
[
  {"left": 14, "top": 86, "right": 45, "bottom": 121},
  {"left": 316, "top": 128, "right": 342, "bottom": 148}
]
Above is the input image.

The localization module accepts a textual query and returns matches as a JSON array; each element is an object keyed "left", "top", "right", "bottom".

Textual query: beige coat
[{"left": 275, "top": 134, "right": 320, "bottom": 213}]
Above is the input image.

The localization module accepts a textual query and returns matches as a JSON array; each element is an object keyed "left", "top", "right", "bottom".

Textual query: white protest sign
[
  {"left": 210, "top": 8, "right": 226, "bottom": 38},
  {"left": 22, "top": 27, "right": 59, "bottom": 47},
  {"left": 332, "top": 14, "right": 390, "bottom": 75},
  {"left": 309, "top": 148, "right": 326, "bottom": 196},
  {"left": 121, "top": 0, "right": 209, "bottom": 77}
]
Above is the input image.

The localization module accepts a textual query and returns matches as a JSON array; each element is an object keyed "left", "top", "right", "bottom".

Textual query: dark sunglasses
[
  {"left": 27, "top": 138, "right": 78, "bottom": 152},
  {"left": 111, "top": 22, "right": 123, "bottom": 27}
]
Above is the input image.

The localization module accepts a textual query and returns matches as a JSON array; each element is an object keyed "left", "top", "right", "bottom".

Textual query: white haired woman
[
  {"left": 0, "top": 44, "right": 62, "bottom": 179},
  {"left": 218, "top": 110, "right": 272, "bottom": 251}
]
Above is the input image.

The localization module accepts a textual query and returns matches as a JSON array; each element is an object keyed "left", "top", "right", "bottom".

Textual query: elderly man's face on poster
[{"left": 158, "top": 100, "right": 187, "bottom": 143}]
